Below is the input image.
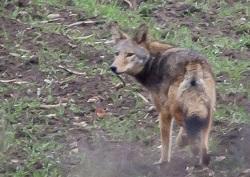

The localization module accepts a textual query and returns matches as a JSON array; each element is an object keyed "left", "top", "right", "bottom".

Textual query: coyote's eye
[
  {"left": 126, "top": 53, "right": 134, "bottom": 57},
  {"left": 114, "top": 52, "right": 119, "bottom": 56}
]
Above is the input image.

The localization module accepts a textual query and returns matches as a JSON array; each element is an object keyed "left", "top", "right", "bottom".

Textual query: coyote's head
[{"left": 110, "top": 23, "right": 150, "bottom": 75}]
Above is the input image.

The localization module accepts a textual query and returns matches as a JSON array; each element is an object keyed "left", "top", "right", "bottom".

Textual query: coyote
[{"left": 110, "top": 23, "right": 216, "bottom": 166}]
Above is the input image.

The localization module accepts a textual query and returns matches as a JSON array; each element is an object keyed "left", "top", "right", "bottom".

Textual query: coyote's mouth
[{"left": 110, "top": 66, "right": 126, "bottom": 86}]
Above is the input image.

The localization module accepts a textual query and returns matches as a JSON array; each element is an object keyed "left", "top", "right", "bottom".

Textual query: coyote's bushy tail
[
  {"left": 185, "top": 114, "right": 209, "bottom": 138},
  {"left": 179, "top": 63, "right": 210, "bottom": 139}
]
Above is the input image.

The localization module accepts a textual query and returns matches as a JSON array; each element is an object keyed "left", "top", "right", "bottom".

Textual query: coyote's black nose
[{"left": 110, "top": 66, "right": 117, "bottom": 73}]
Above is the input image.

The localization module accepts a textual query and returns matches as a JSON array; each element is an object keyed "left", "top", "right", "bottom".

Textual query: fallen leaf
[
  {"left": 96, "top": 107, "right": 106, "bottom": 118},
  {"left": 238, "top": 169, "right": 250, "bottom": 177},
  {"left": 215, "top": 155, "right": 226, "bottom": 162},
  {"left": 70, "top": 148, "right": 79, "bottom": 154},
  {"left": 68, "top": 42, "right": 77, "bottom": 48},
  {"left": 45, "top": 114, "right": 57, "bottom": 118},
  {"left": 47, "top": 14, "right": 61, "bottom": 19},
  {"left": 11, "top": 159, "right": 19, "bottom": 163},
  {"left": 73, "top": 117, "right": 80, "bottom": 121},
  {"left": 69, "top": 142, "right": 78, "bottom": 148}
]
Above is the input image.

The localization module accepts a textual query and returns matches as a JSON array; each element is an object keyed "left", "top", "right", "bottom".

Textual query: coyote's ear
[
  {"left": 110, "top": 22, "right": 128, "bottom": 43},
  {"left": 134, "top": 24, "right": 148, "bottom": 44}
]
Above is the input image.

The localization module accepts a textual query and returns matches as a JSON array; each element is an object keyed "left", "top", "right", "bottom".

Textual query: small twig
[
  {"left": 94, "top": 39, "right": 113, "bottom": 44},
  {"left": 0, "top": 79, "right": 29, "bottom": 84},
  {"left": 75, "top": 34, "right": 94, "bottom": 40},
  {"left": 137, "top": 92, "right": 149, "bottom": 103},
  {"left": 40, "top": 103, "right": 67, "bottom": 109},
  {"left": 58, "top": 65, "right": 86, "bottom": 75},
  {"left": 115, "top": 74, "right": 126, "bottom": 87},
  {"left": 143, "top": 113, "right": 150, "bottom": 119},
  {"left": 48, "top": 18, "right": 65, "bottom": 23},
  {"left": 66, "top": 21, "right": 85, "bottom": 27},
  {"left": 124, "top": 0, "right": 137, "bottom": 10}
]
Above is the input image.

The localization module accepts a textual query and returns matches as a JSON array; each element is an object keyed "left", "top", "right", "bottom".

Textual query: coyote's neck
[{"left": 135, "top": 54, "right": 170, "bottom": 91}]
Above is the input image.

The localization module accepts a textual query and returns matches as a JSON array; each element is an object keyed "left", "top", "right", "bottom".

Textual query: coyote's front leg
[{"left": 154, "top": 112, "right": 173, "bottom": 165}]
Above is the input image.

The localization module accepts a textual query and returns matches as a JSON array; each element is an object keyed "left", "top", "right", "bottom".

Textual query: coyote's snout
[
  {"left": 110, "top": 23, "right": 216, "bottom": 166},
  {"left": 110, "top": 24, "right": 151, "bottom": 75}
]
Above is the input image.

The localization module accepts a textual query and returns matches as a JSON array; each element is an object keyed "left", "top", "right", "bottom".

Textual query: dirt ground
[{"left": 0, "top": 1, "right": 250, "bottom": 177}]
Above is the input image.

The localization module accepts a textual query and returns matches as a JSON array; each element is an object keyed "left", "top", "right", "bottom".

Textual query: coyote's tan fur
[{"left": 110, "top": 23, "right": 216, "bottom": 166}]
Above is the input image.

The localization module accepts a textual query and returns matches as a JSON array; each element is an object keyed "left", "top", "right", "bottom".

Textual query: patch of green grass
[
  {"left": 73, "top": 0, "right": 143, "bottom": 27},
  {"left": 234, "top": 22, "right": 250, "bottom": 35},
  {"left": 96, "top": 113, "right": 157, "bottom": 142},
  {"left": 33, "top": 22, "right": 65, "bottom": 34},
  {"left": 0, "top": 85, "right": 11, "bottom": 95},
  {"left": 0, "top": 98, "right": 62, "bottom": 177},
  {"left": 0, "top": 24, "right": 10, "bottom": 40},
  {"left": 94, "top": 86, "right": 157, "bottom": 141},
  {"left": 217, "top": 60, "right": 249, "bottom": 80},
  {"left": 218, "top": 2, "right": 248, "bottom": 17},
  {"left": 32, "top": 0, "right": 67, "bottom": 6},
  {"left": 217, "top": 81, "right": 247, "bottom": 95},
  {"left": 209, "top": 138, "right": 220, "bottom": 154},
  {"left": 163, "top": 26, "right": 195, "bottom": 48},
  {"left": 37, "top": 47, "right": 73, "bottom": 72},
  {"left": 3, "top": 98, "right": 40, "bottom": 123},
  {"left": 211, "top": 35, "right": 248, "bottom": 50},
  {"left": 185, "top": 0, "right": 211, "bottom": 12},
  {"left": 69, "top": 103, "right": 83, "bottom": 114},
  {"left": 215, "top": 104, "right": 249, "bottom": 123}
]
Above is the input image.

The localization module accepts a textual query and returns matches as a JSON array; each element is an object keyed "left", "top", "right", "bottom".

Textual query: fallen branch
[
  {"left": 66, "top": 20, "right": 105, "bottom": 28},
  {"left": 58, "top": 65, "right": 86, "bottom": 75},
  {"left": 0, "top": 79, "right": 29, "bottom": 84},
  {"left": 40, "top": 103, "right": 67, "bottom": 109}
]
